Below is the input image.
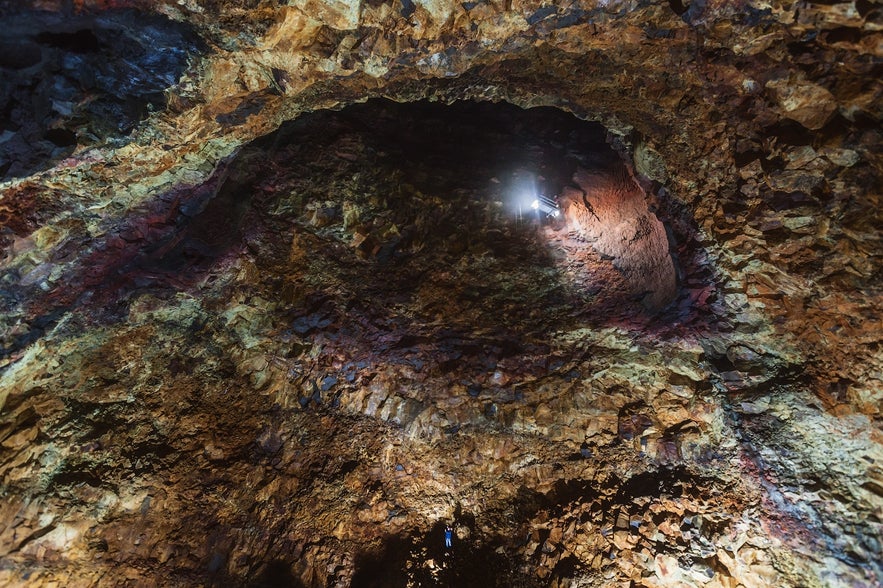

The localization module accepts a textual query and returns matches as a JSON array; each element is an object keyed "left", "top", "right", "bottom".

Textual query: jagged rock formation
[{"left": 0, "top": 1, "right": 880, "bottom": 586}]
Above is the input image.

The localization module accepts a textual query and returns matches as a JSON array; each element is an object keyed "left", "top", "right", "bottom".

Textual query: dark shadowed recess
[
  {"left": 0, "top": 8, "right": 203, "bottom": 179},
  {"left": 143, "top": 97, "right": 717, "bottom": 409},
  {"left": 227, "top": 99, "right": 707, "bottom": 335},
  {"left": 350, "top": 527, "right": 519, "bottom": 588},
  {"left": 4, "top": 99, "right": 718, "bottom": 369},
  {"left": 247, "top": 560, "right": 307, "bottom": 588},
  {"left": 10, "top": 99, "right": 714, "bottom": 348},
  {"left": 345, "top": 465, "right": 718, "bottom": 587}
]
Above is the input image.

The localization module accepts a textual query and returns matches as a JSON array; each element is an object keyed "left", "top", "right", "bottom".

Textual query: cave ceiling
[{"left": 0, "top": 0, "right": 881, "bottom": 587}]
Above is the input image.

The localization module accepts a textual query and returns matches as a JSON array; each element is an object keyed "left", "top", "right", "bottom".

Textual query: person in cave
[{"left": 444, "top": 525, "right": 453, "bottom": 550}]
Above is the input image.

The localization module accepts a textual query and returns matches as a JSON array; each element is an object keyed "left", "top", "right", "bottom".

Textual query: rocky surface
[
  {"left": 0, "top": 8, "right": 201, "bottom": 179},
  {"left": 0, "top": 0, "right": 881, "bottom": 587}
]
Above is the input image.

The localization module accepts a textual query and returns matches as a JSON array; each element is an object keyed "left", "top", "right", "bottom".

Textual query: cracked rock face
[{"left": 0, "top": 1, "right": 881, "bottom": 587}]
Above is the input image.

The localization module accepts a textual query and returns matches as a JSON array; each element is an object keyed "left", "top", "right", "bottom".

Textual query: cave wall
[{"left": 0, "top": 0, "right": 881, "bottom": 587}]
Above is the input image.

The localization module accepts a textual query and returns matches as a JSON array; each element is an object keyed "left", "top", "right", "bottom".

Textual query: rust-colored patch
[{"left": 0, "top": 183, "right": 62, "bottom": 239}]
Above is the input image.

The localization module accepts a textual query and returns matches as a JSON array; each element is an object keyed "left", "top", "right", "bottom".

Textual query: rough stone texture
[
  {"left": 0, "top": 0, "right": 881, "bottom": 587},
  {"left": 562, "top": 166, "right": 678, "bottom": 310}
]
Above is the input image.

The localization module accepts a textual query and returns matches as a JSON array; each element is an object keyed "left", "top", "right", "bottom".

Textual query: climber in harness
[{"left": 444, "top": 525, "right": 453, "bottom": 549}]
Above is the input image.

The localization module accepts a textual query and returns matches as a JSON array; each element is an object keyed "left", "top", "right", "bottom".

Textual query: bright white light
[
  {"left": 506, "top": 172, "right": 559, "bottom": 221},
  {"left": 531, "top": 195, "right": 560, "bottom": 219}
]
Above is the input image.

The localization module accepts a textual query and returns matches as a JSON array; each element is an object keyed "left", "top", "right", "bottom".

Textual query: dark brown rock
[{"left": 0, "top": 1, "right": 880, "bottom": 587}]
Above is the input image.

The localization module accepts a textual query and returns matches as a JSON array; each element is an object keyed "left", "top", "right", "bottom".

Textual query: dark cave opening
[
  {"left": 1, "top": 97, "right": 719, "bottom": 387},
  {"left": 210, "top": 98, "right": 686, "bottom": 327},
  {"left": 350, "top": 523, "right": 516, "bottom": 588},
  {"left": 66, "top": 98, "right": 691, "bottom": 320},
  {"left": 109, "top": 96, "right": 710, "bottom": 421},
  {"left": 9, "top": 97, "right": 720, "bottom": 372}
]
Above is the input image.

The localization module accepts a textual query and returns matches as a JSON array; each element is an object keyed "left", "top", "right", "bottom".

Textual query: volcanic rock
[{"left": 0, "top": 1, "right": 881, "bottom": 587}]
